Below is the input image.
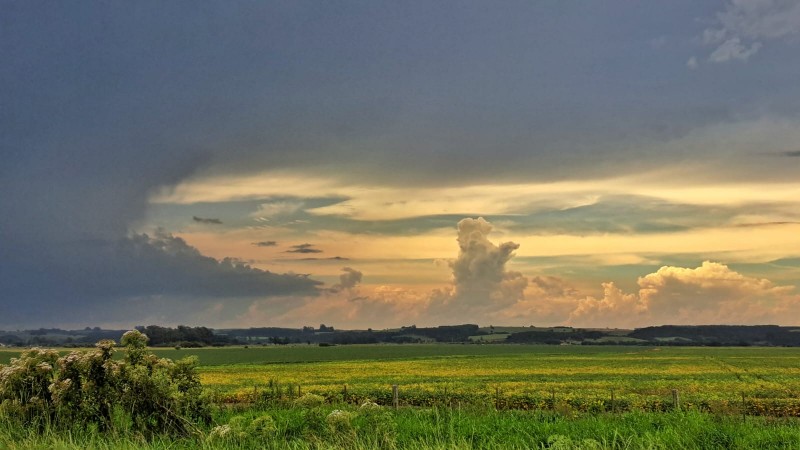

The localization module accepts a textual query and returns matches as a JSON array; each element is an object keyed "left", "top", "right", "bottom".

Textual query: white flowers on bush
[
  {"left": 207, "top": 414, "right": 277, "bottom": 442},
  {"left": 326, "top": 409, "right": 353, "bottom": 431},
  {"left": 0, "top": 332, "right": 211, "bottom": 435},
  {"left": 359, "top": 401, "right": 381, "bottom": 411},
  {"left": 248, "top": 415, "right": 277, "bottom": 437},
  {"left": 208, "top": 424, "right": 232, "bottom": 440}
]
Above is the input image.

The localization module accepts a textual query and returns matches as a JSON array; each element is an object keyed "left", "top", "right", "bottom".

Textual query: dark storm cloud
[
  {"left": 286, "top": 244, "right": 323, "bottom": 254},
  {"left": 781, "top": 151, "right": 800, "bottom": 157},
  {"left": 192, "top": 216, "right": 222, "bottom": 224},
  {"left": 1, "top": 2, "right": 342, "bottom": 326},
  {"left": 2, "top": 2, "right": 800, "bottom": 198},
  {"left": 0, "top": 232, "right": 321, "bottom": 328},
  {"left": 252, "top": 241, "right": 278, "bottom": 247}
]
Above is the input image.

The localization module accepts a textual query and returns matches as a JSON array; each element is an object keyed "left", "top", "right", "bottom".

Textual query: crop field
[
  {"left": 5, "top": 344, "right": 800, "bottom": 416},
  {"left": 148, "top": 345, "right": 800, "bottom": 415},
  {"left": 5, "top": 344, "right": 800, "bottom": 448}
]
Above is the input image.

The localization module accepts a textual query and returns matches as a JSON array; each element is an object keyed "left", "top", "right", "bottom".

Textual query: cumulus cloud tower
[{"left": 449, "top": 218, "right": 526, "bottom": 307}]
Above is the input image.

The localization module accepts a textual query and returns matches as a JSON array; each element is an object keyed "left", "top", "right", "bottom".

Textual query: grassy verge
[{"left": 2, "top": 406, "right": 800, "bottom": 449}]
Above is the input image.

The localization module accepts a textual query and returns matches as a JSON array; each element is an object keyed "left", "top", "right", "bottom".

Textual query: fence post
[
  {"left": 672, "top": 389, "right": 680, "bottom": 410},
  {"left": 297, "top": 385, "right": 301, "bottom": 397},
  {"left": 610, "top": 389, "right": 615, "bottom": 413},
  {"left": 343, "top": 384, "right": 348, "bottom": 402},
  {"left": 392, "top": 384, "right": 399, "bottom": 409},
  {"left": 741, "top": 392, "right": 746, "bottom": 422},
  {"left": 551, "top": 388, "right": 556, "bottom": 409}
]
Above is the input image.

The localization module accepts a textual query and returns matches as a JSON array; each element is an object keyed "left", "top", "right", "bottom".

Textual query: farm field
[
  {"left": 4, "top": 344, "right": 800, "bottom": 448},
  {"left": 185, "top": 345, "right": 800, "bottom": 415},
  {"left": 4, "top": 344, "right": 800, "bottom": 414}
]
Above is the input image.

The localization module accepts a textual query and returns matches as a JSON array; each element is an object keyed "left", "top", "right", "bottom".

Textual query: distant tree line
[
  {"left": 220, "top": 324, "right": 481, "bottom": 345},
  {"left": 505, "top": 329, "right": 605, "bottom": 345},
  {"left": 4, "top": 324, "right": 800, "bottom": 348},
  {"left": 628, "top": 325, "right": 800, "bottom": 346},
  {"left": 134, "top": 325, "right": 234, "bottom": 347}
]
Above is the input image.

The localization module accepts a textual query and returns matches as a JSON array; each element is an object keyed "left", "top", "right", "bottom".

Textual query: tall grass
[{"left": 3, "top": 405, "right": 800, "bottom": 449}]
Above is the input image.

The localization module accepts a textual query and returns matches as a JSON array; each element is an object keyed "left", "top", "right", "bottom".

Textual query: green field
[
  {"left": 182, "top": 345, "right": 800, "bottom": 415},
  {"left": 5, "top": 345, "right": 800, "bottom": 414},
  {"left": 4, "top": 344, "right": 800, "bottom": 448},
  {"left": 8, "top": 344, "right": 797, "bottom": 414}
]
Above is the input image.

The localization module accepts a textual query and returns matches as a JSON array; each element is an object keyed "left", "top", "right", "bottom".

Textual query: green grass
[{"left": 3, "top": 407, "right": 800, "bottom": 449}]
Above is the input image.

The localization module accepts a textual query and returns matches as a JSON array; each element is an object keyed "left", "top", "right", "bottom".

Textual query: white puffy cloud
[
  {"left": 638, "top": 261, "right": 798, "bottom": 324},
  {"left": 708, "top": 37, "right": 762, "bottom": 62},
  {"left": 702, "top": 0, "right": 800, "bottom": 63},
  {"left": 432, "top": 218, "right": 528, "bottom": 314},
  {"left": 568, "top": 261, "right": 799, "bottom": 327},
  {"left": 452, "top": 219, "right": 519, "bottom": 296},
  {"left": 568, "top": 282, "right": 646, "bottom": 328}
]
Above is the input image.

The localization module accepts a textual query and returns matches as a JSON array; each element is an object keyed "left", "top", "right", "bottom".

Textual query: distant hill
[{"left": 628, "top": 325, "right": 800, "bottom": 346}]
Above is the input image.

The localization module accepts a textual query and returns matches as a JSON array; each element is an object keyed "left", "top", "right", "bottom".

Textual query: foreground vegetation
[
  {"left": 2, "top": 406, "right": 800, "bottom": 449},
  {"left": 4, "top": 339, "right": 800, "bottom": 448}
]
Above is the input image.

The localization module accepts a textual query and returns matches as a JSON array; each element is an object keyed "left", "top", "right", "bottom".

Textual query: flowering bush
[
  {"left": 359, "top": 400, "right": 382, "bottom": 411},
  {"left": 326, "top": 409, "right": 353, "bottom": 432},
  {"left": 206, "top": 414, "right": 278, "bottom": 443},
  {"left": 248, "top": 414, "right": 278, "bottom": 438},
  {"left": 0, "top": 331, "right": 211, "bottom": 436},
  {"left": 207, "top": 424, "right": 233, "bottom": 441}
]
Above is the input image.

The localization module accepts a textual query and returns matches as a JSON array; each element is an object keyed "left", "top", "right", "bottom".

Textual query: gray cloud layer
[
  {"left": 3, "top": 2, "right": 800, "bottom": 327},
  {"left": 0, "top": 232, "right": 320, "bottom": 328}
]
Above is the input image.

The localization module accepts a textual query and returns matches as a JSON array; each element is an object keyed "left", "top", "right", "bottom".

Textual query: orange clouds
[
  {"left": 219, "top": 220, "right": 800, "bottom": 329},
  {"left": 569, "top": 262, "right": 800, "bottom": 327}
]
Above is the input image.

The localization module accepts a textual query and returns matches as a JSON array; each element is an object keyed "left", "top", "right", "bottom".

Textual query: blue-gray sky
[{"left": 3, "top": 1, "right": 800, "bottom": 329}]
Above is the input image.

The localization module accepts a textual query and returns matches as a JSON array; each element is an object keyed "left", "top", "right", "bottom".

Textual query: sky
[{"left": 3, "top": 1, "right": 800, "bottom": 330}]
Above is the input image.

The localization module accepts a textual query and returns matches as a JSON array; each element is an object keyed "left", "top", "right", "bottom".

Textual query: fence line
[{"left": 227, "top": 381, "right": 800, "bottom": 417}]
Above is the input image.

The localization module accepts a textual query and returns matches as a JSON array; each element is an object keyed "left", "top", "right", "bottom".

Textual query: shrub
[
  {"left": 294, "top": 393, "right": 325, "bottom": 408},
  {"left": 248, "top": 414, "right": 278, "bottom": 438},
  {"left": 0, "top": 331, "right": 211, "bottom": 436},
  {"left": 326, "top": 409, "right": 353, "bottom": 432}
]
